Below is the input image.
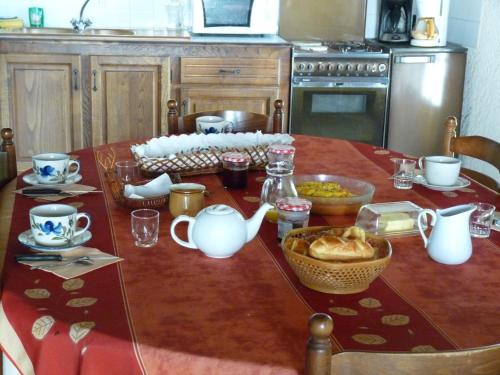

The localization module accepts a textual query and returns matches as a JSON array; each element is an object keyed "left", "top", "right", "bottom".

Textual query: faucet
[{"left": 70, "top": 0, "right": 92, "bottom": 32}]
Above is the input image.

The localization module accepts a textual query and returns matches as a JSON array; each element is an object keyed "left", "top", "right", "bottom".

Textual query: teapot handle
[
  {"left": 170, "top": 215, "right": 197, "bottom": 249},
  {"left": 417, "top": 209, "right": 436, "bottom": 248}
]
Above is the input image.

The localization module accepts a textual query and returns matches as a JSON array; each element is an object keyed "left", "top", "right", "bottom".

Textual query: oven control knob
[
  {"left": 317, "top": 63, "right": 327, "bottom": 72},
  {"left": 378, "top": 63, "right": 388, "bottom": 72},
  {"left": 327, "top": 63, "right": 336, "bottom": 72},
  {"left": 346, "top": 64, "right": 354, "bottom": 72},
  {"left": 356, "top": 63, "right": 365, "bottom": 71},
  {"left": 368, "top": 64, "right": 378, "bottom": 73},
  {"left": 296, "top": 63, "right": 306, "bottom": 72},
  {"left": 337, "top": 63, "right": 345, "bottom": 71},
  {"left": 306, "top": 63, "right": 315, "bottom": 72}
]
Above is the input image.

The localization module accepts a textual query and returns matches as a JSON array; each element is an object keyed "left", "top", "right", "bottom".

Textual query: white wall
[{"left": 0, "top": 0, "right": 189, "bottom": 29}]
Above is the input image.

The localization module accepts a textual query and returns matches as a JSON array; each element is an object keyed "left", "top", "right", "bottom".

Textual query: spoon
[{"left": 30, "top": 256, "right": 94, "bottom": 270}]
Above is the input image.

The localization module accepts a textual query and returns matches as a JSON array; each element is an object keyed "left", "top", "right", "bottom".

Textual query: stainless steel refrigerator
[{"left": 386, "top": 45, "right": 467, "bottom": 156}]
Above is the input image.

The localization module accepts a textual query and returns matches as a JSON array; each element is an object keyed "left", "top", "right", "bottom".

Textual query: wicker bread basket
[
  {"left": 281, "top": 226, "right": 392, "bottom": 294},
  {"left": 133, "top": 145, "right": 268, "bottom": 177},
  {"left": 103, "top": 169, "right": 169, "bottom": 209}
]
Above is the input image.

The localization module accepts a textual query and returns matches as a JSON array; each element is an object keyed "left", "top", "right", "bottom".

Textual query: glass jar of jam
[
  {"left": 221, "top": 152, "right": 250, "bottom": 189},
  {"left": 267, "top": 144, "right": 295, "bottom": 168},
  {"left": 276, "top": 197, "right": 312, "bottom": 240},
  {"left": 260, "top": 162, "right": 298, "bottom": 223}
]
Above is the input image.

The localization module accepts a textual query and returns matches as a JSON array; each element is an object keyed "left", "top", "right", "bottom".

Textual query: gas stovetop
[{"left": 292, "top": 40, "right": 390, "bottom": 78}]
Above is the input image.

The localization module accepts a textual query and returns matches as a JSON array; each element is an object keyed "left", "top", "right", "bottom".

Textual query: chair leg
[
  {"left": 273, "top": 99, "right": 284, "bottom": 133},
  {"left": 442, "top": 116, "right": 458, "bottom": 157},
  {"left": 167, "top": 99, "right": 179, "bottom": 135}
]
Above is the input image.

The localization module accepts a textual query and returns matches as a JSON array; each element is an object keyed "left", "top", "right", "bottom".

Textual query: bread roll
[
  {"left": 285, "top": 238, "right": 310, "bottom": 255},
  {"left": 309, "top": 235, "right": 374, "bottom": 261}
]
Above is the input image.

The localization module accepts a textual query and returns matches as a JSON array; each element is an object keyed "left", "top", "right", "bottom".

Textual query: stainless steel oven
[{"left": 290, "top": 42, "right": 390, "bottom": 147}]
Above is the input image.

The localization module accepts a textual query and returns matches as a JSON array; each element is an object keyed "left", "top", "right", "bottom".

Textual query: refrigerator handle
[{"left": 394, "top": 55, "right": 436, "bottom": 64}]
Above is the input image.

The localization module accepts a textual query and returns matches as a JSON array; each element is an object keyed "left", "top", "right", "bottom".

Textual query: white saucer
[
  {"left": 18, "top": 229, "right": 92, "bottom": 252},
  {"left": 23, "top": 173, "right": 82, "bottom": 186},
  {"left": 413, "top": 175, "right": 471, "bottom": 192}
]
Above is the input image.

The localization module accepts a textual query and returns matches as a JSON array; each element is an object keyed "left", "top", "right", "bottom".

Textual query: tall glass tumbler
[{"left": 131, "top": 209, "right": 160, "bottom": 247}]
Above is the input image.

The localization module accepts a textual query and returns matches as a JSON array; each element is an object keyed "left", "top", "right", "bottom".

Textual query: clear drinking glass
[
  {"left": 392, "top": 158, "right": 416, "bottom": 190},
  {"left": 131, "top": 209, "right": 160, "bottom": 247},
  {"left": 115, "top": 160, "right": 140, "bottom": 183},
  {"left": 469, "top": 202, "right": 495, "bottom": 238}
]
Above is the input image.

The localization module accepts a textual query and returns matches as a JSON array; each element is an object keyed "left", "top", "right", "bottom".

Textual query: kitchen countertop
[
  {"left": 369, "top": 39, "right": 467, "bottom": 53},
  {"left": 0, "top": 27, "right": 290, "bottom": 45}
]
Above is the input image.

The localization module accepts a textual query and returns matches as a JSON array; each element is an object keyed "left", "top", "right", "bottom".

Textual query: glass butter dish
[{"left": 355, "top": 201, "right": 426, "bottom": 237}]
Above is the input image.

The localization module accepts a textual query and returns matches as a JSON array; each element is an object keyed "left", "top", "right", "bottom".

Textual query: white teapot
[
  {"left": 417, "top": 204, "right": 476, "bottom": 265},
  {"left": 170, "top": 203, "right": 273, "bottom": 258}
]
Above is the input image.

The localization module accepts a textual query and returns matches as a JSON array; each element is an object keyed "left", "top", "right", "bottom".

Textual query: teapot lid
[{"left": 204, "top": 204, "right": 236, "bottom": 216}]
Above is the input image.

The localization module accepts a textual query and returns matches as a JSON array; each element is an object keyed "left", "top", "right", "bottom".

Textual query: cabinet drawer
[{"left": 181, "top": 58, "right": 280, "bottom": 85}]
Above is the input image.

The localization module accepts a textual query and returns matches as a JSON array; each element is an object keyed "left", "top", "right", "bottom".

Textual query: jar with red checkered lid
[
  {"left": 267, "top": 144, "right": 295, "bottom": 167},
  {"left": 221, "top": 152, "right": 250, "bottom": 189},
  {"left": 276, "top": 197, "right": 312, "bottom": 240}
]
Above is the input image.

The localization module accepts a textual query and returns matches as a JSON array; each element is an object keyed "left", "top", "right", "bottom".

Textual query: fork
[{"left": 30, "top": 256, "right": 94, "bottom": 270}]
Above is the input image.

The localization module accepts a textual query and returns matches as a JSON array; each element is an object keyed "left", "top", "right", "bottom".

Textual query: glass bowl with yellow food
[{"left": 293, "top": 175, "right": 375, "bottom": 215}]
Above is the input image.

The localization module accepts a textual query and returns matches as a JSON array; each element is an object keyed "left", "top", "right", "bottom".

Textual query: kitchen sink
[{"left": 12, "top": 27, "right": 135, "bottom": 36}]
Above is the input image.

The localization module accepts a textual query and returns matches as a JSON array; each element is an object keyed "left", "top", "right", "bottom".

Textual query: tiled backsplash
[{"left": 0, "top": 0, "right": 482, "bottom": 47}]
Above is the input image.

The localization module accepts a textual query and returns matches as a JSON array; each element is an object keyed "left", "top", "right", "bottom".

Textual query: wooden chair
[
  {"left": 0, "top": 128, "right": 17, "bottom": 188},
  {"left": 442, "top": 116, "right": 500, "bottom": 191},
  {"left": 306, "top": 313, "right": 500, "bottom": 375},
  {"left": 166, "top": 99, "right": 284, "bottom": 134}
]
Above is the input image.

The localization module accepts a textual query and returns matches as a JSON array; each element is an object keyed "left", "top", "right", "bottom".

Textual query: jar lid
[
  {"left": 268, "top": 144, "right": 295, "bottom": 155},
  {"left": 276, "top": 197, "right": 312, "bottom": 211},
  {"left": 221, "top": 152, "right": 250, "bottom": 163}
]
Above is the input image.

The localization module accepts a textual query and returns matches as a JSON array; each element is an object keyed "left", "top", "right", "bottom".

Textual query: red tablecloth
[{"left": 1, "top": 135, "right": 499, "bottom": 374}]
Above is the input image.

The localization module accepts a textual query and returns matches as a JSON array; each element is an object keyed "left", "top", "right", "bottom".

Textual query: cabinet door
[
  {"left": 0, "top": 53, "right": 83, "bottom": 161},
  {"left": 180, "top": 87, "right": 279, "bottom": 115},
  {"left": 91, "top": 56, "right": 170, "bottom": 146}
]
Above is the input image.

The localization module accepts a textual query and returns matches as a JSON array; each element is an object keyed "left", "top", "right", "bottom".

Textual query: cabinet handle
[
  {"left": 92, "top": 69, "right": 98, "bottom": 91},
  {"left": 182, "top": 99, "right": 188, "bottom": 116},
  {"left": 218, "top": 68, "right": 240, "bottom": 75},
  {"left": 73, "top": 69, "right": 79, "bottom": 91}
]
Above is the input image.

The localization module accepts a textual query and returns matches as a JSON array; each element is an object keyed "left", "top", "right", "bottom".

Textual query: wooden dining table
[{"left": 0, "top": 135, "right": 499, "bottom": 375}]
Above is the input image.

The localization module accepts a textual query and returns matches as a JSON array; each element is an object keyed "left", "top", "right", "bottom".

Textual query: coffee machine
[
  {"left": 378, "top": 0, "right": 413, "bottom": 43},
  {"left": 410, "top": 0, "right": 450, "bottom": 47}
]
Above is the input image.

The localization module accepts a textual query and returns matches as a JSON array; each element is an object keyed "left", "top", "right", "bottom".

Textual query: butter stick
[{"left": 378, "top": 212, "right": 415, "bottom": 232}]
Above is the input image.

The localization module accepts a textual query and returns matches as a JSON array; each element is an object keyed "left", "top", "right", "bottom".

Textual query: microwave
[{"left": 192, "top": 0, "right": 279, "bottom": 35}]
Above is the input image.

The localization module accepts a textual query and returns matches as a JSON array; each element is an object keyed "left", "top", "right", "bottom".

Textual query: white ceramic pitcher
[{"left": 417, "top": 204, "right": 476, "bottom": 265}]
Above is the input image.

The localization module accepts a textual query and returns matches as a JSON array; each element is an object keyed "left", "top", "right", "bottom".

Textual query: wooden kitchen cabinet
[
  {"left": 90, "top": 55, "right": 170, "bottom": 145},
  {"left": 179, "top": 57, "right": 281, "bottom": 116},
  {"left": 0, "top": 53, "right": 83, "bottom": 161}
]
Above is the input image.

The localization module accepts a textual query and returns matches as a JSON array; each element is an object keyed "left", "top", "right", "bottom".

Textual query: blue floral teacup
[
  {"left": 196, "top": 116, "right": 233, "bottom": 134},
  {"left": 32, "top": 153, "right": 80, "bottom": 184},
  {"left": 29, "top": 204, "right": 91, "bottom": 247}
]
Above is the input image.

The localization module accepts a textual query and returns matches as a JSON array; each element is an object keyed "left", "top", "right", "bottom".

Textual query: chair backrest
[
  {"left": 442, "top": 116, "right": 500, "bottom": 191},
  {"left": 166, "top": 99, "right": 284, "bottom": 134},
  {"left": 306, "top": 313, "right": 500, "bottom": 375},
  {"left": 0, "top": 128, "right": 17, "bottom": 188}
]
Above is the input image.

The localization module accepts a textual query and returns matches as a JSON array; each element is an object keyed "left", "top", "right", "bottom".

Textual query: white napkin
[{"left": 123, "top": 173, "right": 172, "bottom": 199}]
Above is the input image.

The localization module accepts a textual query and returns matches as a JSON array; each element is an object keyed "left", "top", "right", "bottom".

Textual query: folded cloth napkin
[
  {"left": 16, "top": 184, "right": 99, "bottom": 202},
  {"left": 123, "top": 173, "right": 172, "bottom": 199},
  {"left": 17, "top": 246, "right": 123, "bottom": 279}
]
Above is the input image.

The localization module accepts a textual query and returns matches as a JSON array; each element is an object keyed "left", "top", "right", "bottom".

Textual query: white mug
[
  {"left": 30, "top": 204, "right": 91, "bottom": 246},
  {"left": 32, "top": 153, "right": 80, "bottom": 184},
  {"left": 196, "top": 116, "right": 233, "bottom": 134},
  {"left": 418, "top": 156, "right": 461, "bottom": 186}
]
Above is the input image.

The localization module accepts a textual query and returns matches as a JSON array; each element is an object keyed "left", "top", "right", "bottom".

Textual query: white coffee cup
[
  {"left": 418, "top": 156, "right": 461, "bottom": 186},
  {"left": 29, "top": 204, "right": 91, "bottom": 247},
  {"left": 32, "top": 153, "right": 80, "bottom": 184},
  {"left": 196, "top": 116, "right": 233, "bottom": 134}
]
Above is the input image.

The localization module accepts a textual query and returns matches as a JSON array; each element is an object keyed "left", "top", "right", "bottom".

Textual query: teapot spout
[{"left": 246, "top": 203, "right": 273, "bottom": 242}]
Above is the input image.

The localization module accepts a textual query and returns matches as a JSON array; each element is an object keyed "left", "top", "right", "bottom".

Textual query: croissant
[{"left": 309, "top": 235, "right": 374, "bottom": 261}]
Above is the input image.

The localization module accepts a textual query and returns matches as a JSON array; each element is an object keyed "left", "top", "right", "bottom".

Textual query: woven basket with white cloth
[{"left": 131, "top": 132, "right": 295, "bottom": 176}]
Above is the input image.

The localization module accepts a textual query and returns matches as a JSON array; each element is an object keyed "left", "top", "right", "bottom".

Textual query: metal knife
[
  {"left": 22, "top": 188, "right": 102, "bottom": 196},
  {"left": 15, "top": 254, "right": 118, "bottom": 262}
]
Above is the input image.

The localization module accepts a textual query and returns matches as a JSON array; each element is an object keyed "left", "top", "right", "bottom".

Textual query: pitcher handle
[
  {"left": 418, "top": 209, "right": 436, "bottom": 248},
  {"left": 170, "top": 215, "right": 198, "bottom": 249},
  {"left": 418, "top": 156, "right": 425, "bottom": 171}
]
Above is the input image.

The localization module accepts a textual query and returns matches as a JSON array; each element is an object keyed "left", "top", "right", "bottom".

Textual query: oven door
[{"left": 290, "top": 79, "right": 389, "bottom": 147}]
